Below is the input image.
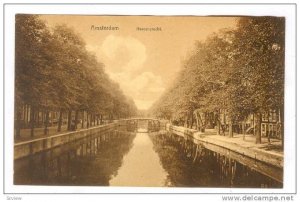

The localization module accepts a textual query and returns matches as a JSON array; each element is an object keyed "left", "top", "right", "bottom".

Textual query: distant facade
[{"left": 219, "top": 109, "right": 282, "bottom": 139}]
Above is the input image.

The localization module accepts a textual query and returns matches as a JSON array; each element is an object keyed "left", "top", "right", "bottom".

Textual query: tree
[
  {"left": 14, "top": 15, "right": 138, "bottom": 139},
  {"left": 232, "top": 17, "right": 285, "bottom": 144},
  {"left": 150, "top": 17, "right": 284, "bottom": 145},
  {"left": 15, "top": 14, "right": 53, "bottom": 137}
]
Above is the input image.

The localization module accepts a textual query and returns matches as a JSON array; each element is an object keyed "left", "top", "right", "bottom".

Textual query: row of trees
[
  {"left": 150, "top": 17, "right": 284, "bottom": 145},
  {"left": 15, "top": 14, "right": 138, "bottom": 138}
]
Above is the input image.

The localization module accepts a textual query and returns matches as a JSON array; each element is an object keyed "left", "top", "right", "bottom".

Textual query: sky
[{"left": 40, "top": 15, "right": 237, "bottom": 110}]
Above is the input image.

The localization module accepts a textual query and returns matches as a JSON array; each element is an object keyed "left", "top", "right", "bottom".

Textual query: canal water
[{"left": 14, "top": 125, "right": 282, "bottom": 188}]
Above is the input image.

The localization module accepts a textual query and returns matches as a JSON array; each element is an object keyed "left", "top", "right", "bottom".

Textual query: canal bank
[
  {"left": 166, "top": 124, "right": 283, "bottom": 168},
  {"left": 13, "top": 119, "right": 282, "bottom": 187},
  {"left": 166, "top": 124, "right": 283, "bottom": 182},
  {"left": 14, "top": 122, "right": 119, "bottom": 160},
  {"left": 14, "top": 118, "right": 164, "bottom": 160}
]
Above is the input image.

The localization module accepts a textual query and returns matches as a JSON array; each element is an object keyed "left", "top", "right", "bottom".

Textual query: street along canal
[{"left": 14, "top": 124, "right": 283, "bottom": 188}]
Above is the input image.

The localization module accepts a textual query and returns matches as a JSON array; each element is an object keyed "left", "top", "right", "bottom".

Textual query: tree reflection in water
[
  {"left": 149, "top": 131, "right": 283, "bottom": 188},
  {"left": 14, "top": 126, "right": 283, "bottom": 188},
  {"left": 14, "top": 129, "right": 136, "bottom": 186}
]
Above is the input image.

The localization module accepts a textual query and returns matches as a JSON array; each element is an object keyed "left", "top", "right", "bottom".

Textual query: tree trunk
[
  {"left": 279, "top": 107, "right": 284, "bottom": 149},
  {"left": 228, "top": 119, "right": 233, "bottom": 138},
  {"left": 90, "top": 114, "right": 94, "bottom": 126},
  {"left": 267, "top": 110, "right": 270, "bottom": 144},
  {"left": 44, "top": 110, "right": 49, "bottom": 135},
  {"left": 190, "top": 113, "right": 194, "bottom": 129},
  {"left": 255, "top": 112, "right": 262, "bottom": 144},
  {"left": 41, "top": 110, "right": 44, "bottom": 127},
  {"left": 267, "top": 123, "right": 270, "bottom": 143},
  {"left": 67, "top": 110, "right": 72, "bottom": 131},
  {"left": 195, "top": 112, "right": 199, "bottom": 131},
  {"left": 24, "top": 105, "right": 28, "bottom": 127},
  {"left": 15, "top": 104, "right": 21, "bottom": 139},
  {"left": 252, "top": 113, "right": 255, "bottom": 136},
  {"left": 22, "top": 105, "right": 26, "bottom": 127},
  {"left": 57, "top": 109, "right": 63, "bottom": 132},
  {"left": 185, "top": 114, "right": 188, "bottom": 128},
  {"left": 89, "top": 113, "right": 92, "bottom": 127},
  {"left": 242, "top": 122, "right": 245, "bottom": 140},
  {"left": 74, "top": 110, "right": 79, "bottom": 130},
  {"left": 199, "top": 113, "right": 205, "bottom": 133},
  {"left": 97, "top": 115, "right": 99, "bottom": 125},
  {"left": 223, "top": 110, "right": 226, "bottom": 136},
  {"left": 35, "top": 108, "right": 39, "bottom": 127},
  {"left": 81, "top": 110, "right": 84, "bottom": 129},
  {"left": 90, "top": 113, "right": 93, "bottom": 127},
  {"left": 30, "top": 106, "right": 35, "bottom": 137},
  {"left": 87, "top": 112, "right": 90, "bottom": 128},
  {"left": 217, "top": 110, "right": 221, "bottom": 135}
]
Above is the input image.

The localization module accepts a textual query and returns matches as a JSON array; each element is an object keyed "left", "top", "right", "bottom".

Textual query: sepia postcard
[{"left": 2, "top": 2, "right": 297, "bottom": 201}]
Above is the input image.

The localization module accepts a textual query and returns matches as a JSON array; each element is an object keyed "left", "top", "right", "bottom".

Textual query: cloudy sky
[{"left": 40, "top": 15, "right": 237, "bottom": 110}]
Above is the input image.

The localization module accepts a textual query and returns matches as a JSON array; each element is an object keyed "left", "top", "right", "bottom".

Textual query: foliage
[
  {"left": 15, "top": 14, "right": 138, "bottom": 131},
  {"left": 150, "top": 17, "right": 284, "bottom": 140}
]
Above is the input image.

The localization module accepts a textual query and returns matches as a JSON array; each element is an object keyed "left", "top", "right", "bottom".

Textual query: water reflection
[
  {"left": 14, "top": 129, "right": 136, "bottom": 185},
  {"left": 109, "top": 132, "right": 168, "bottom": 186},
  {"left": 149, "top": 132, "right": 283, "bottom": 188},
  {"left": 14, "top": 124, "right": 283, "bottom": 188}
]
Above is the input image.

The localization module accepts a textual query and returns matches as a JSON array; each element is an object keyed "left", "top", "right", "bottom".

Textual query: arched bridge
[{"left": 117, "top": 118, "right": 167, "bottom": 133}]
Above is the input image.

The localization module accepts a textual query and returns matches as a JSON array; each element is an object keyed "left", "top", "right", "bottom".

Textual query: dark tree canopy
[
  {"left": 15, "top": 14, "right": 138, "bottom": 137},
  {"left": 150, "top": 17, "right": 284, "bottom": 143}
]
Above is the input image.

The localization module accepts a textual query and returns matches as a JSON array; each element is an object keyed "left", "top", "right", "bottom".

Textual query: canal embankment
[
  {"left": 14, "top": 122, "right": 121, "bottom": 160},
  {"left": 14, "top": 119, "right": 164, "bottom": 160},
  {"left": 166, "top": 124, "right": 283, "bottom": 169}
]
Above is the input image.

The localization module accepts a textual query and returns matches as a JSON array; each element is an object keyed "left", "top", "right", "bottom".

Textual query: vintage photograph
[{"left": 13, "top": 14, "right": 284, "bottom": 188}]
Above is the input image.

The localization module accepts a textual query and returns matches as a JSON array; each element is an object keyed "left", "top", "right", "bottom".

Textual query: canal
[{"left": 14, "top": 124, "right": 282, "bottom": 188}]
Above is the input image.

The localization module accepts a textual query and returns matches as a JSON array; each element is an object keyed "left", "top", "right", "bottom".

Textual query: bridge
[{"left": 118, "top": 118, "right": 166, "bottom": 133}]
